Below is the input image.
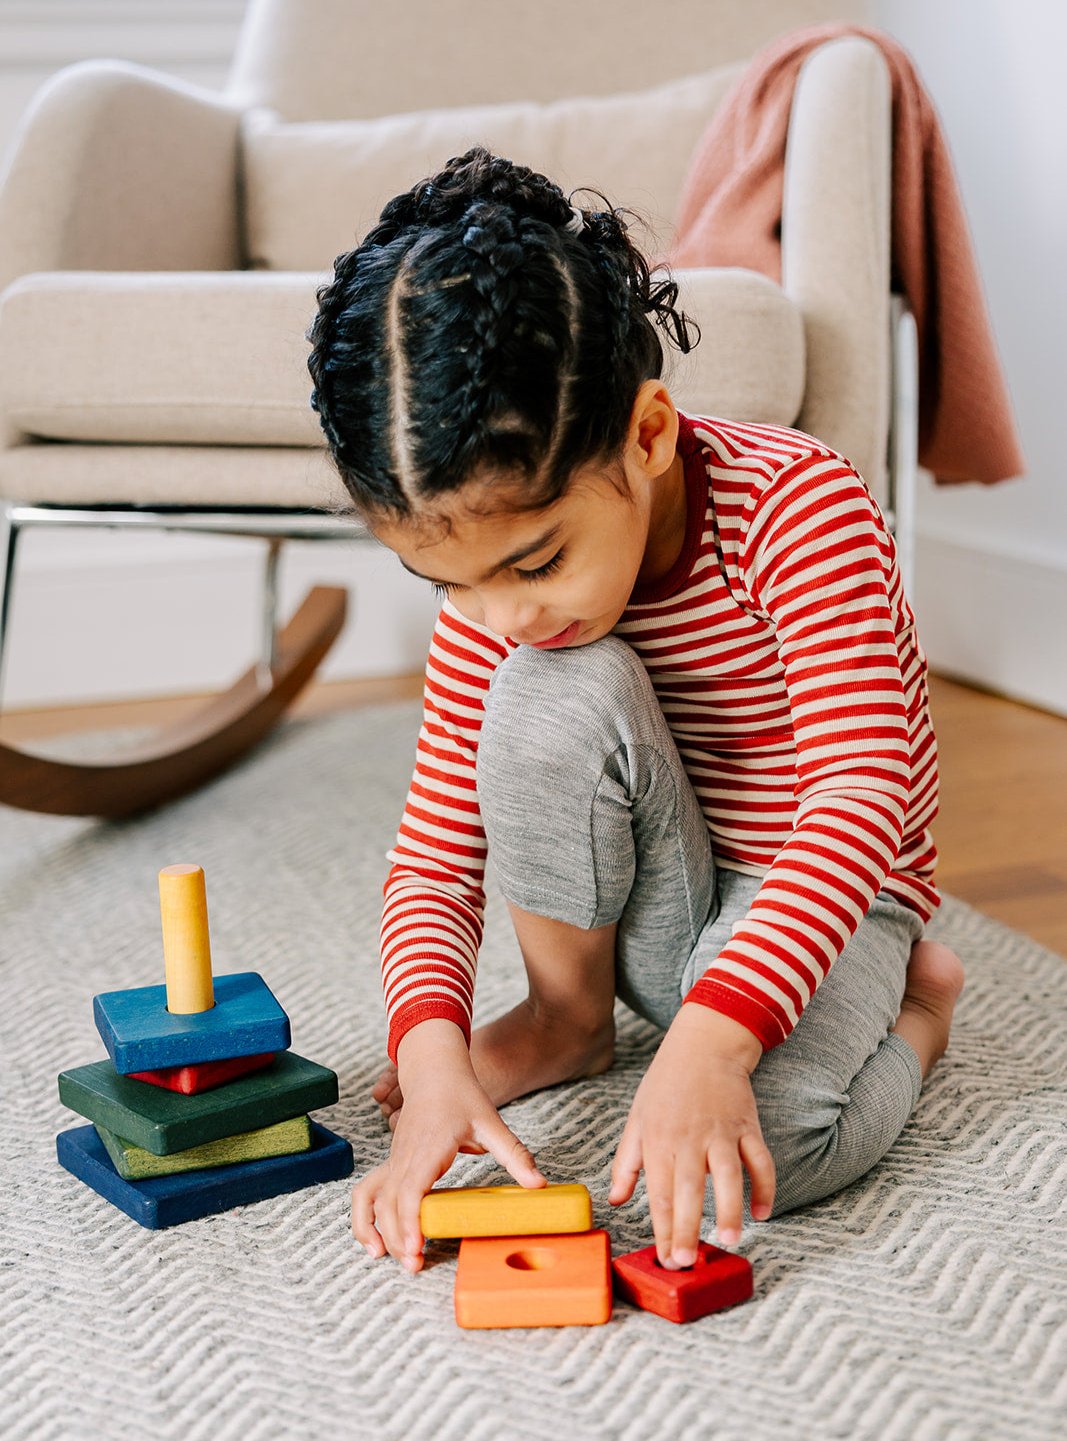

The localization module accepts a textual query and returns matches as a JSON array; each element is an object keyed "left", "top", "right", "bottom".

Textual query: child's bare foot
[
  {"left": 371, "top": 999, "right": 615, "bottom": 1127},
  {"left": 890, "top": 940, "right": 965, "bottom": 1079}
]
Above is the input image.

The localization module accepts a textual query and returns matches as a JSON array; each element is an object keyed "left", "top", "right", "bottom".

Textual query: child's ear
[{"left": 628, "top": 380, "right": 680, "bottom": 480}]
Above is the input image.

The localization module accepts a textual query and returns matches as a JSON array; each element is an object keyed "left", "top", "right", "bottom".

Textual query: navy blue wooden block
[
  {"left": 56, "top": 1120, "right": 353, "bottom": 1229},
  {"left": 93, "top": 971, "right": 290, "bottom": 1075}
]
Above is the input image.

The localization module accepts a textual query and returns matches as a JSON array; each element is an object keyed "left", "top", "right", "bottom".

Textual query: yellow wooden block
[
  {"left": 95, "top": 1114, "right": 312, "bottom": 1180},
  {"left": 420, "top": 1183, "right": 592, "bottom": 1239}
]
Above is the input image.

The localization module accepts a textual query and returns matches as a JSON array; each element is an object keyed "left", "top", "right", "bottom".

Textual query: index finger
[{"left": 475, "top": 1111, "right": 546, "bottom": 1189}]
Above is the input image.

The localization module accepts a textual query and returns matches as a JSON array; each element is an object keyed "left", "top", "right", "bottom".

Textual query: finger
[
  {"left": 707, "top": 1141, "right": 745, "bottom": 1247},
  {"left": 668, "top": 1160, "right": 708, "bottom": 1268},
  {"left": 378, "top": 1082, "right": 403, "bottom": 1117},
  {"left": 395, "top": 1179, "right": 427, "bottom": 1274},
  {"left": 608, "top": 1122, "right": 643, "bottom": 1206},
  {"left": 371, "top": 1066, "right": 398, "bottom": 1101},
  {"left": 476, "top": 1113, "right": 546, "bottom": 1188},
  {"left": 740, "top": 1130, "right": 776, "bottom": 1220},
  {"left": 351, "top": 1173, "right": 386, "bottom": 1257},
  {"left": 643, "top": 1148, "right": 676, "bottom": 1267}
]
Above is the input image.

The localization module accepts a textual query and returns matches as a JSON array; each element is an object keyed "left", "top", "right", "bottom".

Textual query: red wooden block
[
  {"left": 127, "top": 1052, "right": 276, "bottom": 1095},
  {"left": 612, "top": 1241, "right": 753, "bottom": 1323}
]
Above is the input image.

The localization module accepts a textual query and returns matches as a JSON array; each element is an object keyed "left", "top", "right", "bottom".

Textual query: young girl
[{"left": 307, "top": 146, "right": 965, "bottom": 1274}]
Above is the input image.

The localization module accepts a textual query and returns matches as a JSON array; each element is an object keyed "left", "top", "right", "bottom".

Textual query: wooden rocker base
[{"left": 0, "top": 585, "right": 347, "bottom": 819}]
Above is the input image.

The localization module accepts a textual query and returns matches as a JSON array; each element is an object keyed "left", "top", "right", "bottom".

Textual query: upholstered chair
[{"left": 0, "top": 0, "right": 906, "bottom": 817}]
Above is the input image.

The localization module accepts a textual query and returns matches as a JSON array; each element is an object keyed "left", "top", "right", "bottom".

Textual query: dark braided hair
[{"left": 306, "top": 145, "right": 700, "bottom": 523}]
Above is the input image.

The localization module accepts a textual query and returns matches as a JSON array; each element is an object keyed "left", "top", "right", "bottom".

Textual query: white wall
[
  {"left": 869, "top": 0, "right": 1067, "bottom": 713},
  {"left": 1, "top": 1, "right": 1064, "bottom": 712}
]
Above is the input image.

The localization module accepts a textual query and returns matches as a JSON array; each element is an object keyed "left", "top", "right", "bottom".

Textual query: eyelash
[{"left": 431, "top": 548, "right": 565, "bottom": 598}]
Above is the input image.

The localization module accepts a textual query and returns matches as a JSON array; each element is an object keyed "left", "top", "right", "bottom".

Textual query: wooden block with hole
[
  {"left": 56, "top": 1121, "right": 353, "bottom": 1230},
  {"left": 612, "top": 1241, "right": 753, "bottom": 1322},
  {"left": 57, "top": 1050, "right": 337, "bottom": 1154},
  {"left": 454, "top": 1230, "right": 612, "bottom": 1329},
  {"left": 420, "top": 1183, "right": 592, "bottom": 1238}
]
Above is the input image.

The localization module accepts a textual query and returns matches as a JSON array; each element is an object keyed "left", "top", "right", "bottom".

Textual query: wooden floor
[{"left": 2, "top": 671, "right": 1065, "bottom": 958}]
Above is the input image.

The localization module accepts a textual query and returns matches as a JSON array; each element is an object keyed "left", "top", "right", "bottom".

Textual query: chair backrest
[{"left": 226, "top": 0, "right": 869, "bottom": 120}]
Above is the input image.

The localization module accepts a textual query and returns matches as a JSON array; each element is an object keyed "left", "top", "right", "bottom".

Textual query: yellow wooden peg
[
  {"left": 159, "top": 864, "right": 215, "bottom": 1014},
  {"left": 420, "top": 1183, "right": 592, "bottom": 1239}
]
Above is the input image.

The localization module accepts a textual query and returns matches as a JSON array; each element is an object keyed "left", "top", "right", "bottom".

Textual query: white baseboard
[
  {"left": 912, "top": 529, "right": 1067, "bottom": 717},
  {"left": 1, "top": 528, "right": 439, "bottom": 709}
]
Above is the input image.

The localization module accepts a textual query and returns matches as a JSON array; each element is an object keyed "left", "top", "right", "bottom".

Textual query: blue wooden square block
[
  {"left": 93, "top": 971, "right": 290, "bottom": 1075},
  {"left": 56, "top": 1120, "right": 353, "bottom": 1229}
]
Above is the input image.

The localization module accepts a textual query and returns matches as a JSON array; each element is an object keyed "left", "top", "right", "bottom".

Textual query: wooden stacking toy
[
  {"left": 421, "top": 1182, "right": 754, "bottom": 1328},
  {"left": 55, "top": 863, "right": 353, "bottom": 1228}
]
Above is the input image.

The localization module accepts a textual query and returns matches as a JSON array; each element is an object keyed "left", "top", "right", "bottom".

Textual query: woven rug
[{"left": 2, "top": 700, "right": 1064, "bottom": 1441}]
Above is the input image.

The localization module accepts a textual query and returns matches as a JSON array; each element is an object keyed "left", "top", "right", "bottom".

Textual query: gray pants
[{"left": 476, "top": 635, "right": 925, "bottom": 1219}]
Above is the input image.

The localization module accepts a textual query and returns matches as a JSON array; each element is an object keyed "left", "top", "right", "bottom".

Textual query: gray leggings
[{"left": 476, "top": 635, "right": 925, "bottom": 1219}]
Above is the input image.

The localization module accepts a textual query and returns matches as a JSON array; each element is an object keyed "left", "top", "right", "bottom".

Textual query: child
[{"left": 307, "top": 145, "right": 964, "bottom": 1274}]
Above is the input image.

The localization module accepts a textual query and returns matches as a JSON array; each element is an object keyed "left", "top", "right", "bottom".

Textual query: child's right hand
[{"left": 351, "top": 1019, "right": 546, "bottom": 1271}]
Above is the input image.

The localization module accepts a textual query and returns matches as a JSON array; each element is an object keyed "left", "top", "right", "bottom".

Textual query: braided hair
[{"left": 307, "top": 145, "right": 700, "bottom": 523}]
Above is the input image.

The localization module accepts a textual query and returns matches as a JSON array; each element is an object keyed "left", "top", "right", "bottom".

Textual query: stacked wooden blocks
[
  {"left": 55, "top": 863, "right": 353, "bottom": 1228},
  {"left": 420, "top": 1184, "right": 754, "bottom": 1328}
]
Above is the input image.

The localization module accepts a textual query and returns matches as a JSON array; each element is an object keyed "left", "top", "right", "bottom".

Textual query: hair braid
[{"left": 307, "top": 144, "right": 700, "bottom": 522}]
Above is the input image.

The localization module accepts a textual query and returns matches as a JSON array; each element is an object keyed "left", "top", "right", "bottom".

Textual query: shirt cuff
[
  {"left": 683, "top": 978, "right": 788, "bottom": 1052},
  {"left": 387, "top": 1000, "right": 473, "bottom": 1065}
]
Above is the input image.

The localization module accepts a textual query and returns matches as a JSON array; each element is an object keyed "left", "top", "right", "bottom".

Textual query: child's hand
[
  {"left": 608, "top": 1004, "right": 775, "bottom": 1265},
  {"left": 351, "top": 1019, "right": 545, "bottom": 1271}
]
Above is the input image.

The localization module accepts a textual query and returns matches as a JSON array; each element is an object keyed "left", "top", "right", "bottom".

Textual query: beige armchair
[{"left": 0, "top": 0, "right": 909, "bottom": 819}]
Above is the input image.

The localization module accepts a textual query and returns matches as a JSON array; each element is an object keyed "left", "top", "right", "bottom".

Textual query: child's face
[{"left": 374, "top": 443, "right": 683, "bottom": 649}]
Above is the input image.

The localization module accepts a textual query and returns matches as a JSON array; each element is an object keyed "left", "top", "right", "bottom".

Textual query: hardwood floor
[{"left": 2, "top": 671, "right": 1065, "bottom": 957}]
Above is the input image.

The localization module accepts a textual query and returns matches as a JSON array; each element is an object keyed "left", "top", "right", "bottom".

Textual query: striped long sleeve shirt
[{"left": 379, "top": 411, "right": 941, "bottom": 1062}]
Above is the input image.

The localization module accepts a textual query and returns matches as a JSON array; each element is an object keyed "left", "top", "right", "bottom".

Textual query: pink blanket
[{"left": 668, "top": 23, "right": 1025, "bottom": 486}]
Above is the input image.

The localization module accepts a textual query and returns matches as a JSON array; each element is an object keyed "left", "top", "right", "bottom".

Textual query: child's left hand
[{"left": 608, "top": 1004, "right": 776, "bottom": 1265}]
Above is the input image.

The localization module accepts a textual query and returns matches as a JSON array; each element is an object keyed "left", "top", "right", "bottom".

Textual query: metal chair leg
[
  {"left": 0, "top": 505, "right": 363, "bottom": 817},
  {"left": 0, "top": 501, "right": 20, "bottom": 713}
]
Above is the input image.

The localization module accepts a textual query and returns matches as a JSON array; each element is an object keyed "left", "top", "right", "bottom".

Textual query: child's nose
[{"left": 484, "top": 596, "right": 543, "bottom": 640}]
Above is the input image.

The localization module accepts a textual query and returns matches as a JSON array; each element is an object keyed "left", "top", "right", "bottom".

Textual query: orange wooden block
[{"left": 453, "top": 1229, "right": 612, "bottom": 1330}]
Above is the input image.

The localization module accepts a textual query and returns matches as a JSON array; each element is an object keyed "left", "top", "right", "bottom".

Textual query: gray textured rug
[{"left": 2, "top": 701, "right": 1065, "bottom": 1441}]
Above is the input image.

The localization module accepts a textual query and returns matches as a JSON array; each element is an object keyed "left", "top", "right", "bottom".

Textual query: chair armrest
[
  {"left": 0, "top": 60, "right": 242, "bottom": 294},
  {"left": 781, "top": 36, "right": 892, "bottom": 505}
]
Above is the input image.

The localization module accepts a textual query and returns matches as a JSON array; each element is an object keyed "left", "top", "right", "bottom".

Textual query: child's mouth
[{"left": 526, "top": 621, "right": 581, "bottom": 649}]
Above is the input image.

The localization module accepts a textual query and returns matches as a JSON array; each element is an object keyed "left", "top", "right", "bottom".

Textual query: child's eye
[
  {"left": 428, "top": 548, "right": 565, "bottom": 599},
  {"left": 517, "top": 549, "right": 565, "bottom": 583}
]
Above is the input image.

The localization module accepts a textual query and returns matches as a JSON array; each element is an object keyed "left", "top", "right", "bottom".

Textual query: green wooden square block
[
  {"left": 95, "top": 1114, "right": 312, "bottom": 1180},
  {"left": 57, "top": 1051, "right": 337, "bottom": 1155}
]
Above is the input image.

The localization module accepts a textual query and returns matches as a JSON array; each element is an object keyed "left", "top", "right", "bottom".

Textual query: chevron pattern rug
[{"left": 2, "top": 700, "right": 1065, "bottom": 1441}]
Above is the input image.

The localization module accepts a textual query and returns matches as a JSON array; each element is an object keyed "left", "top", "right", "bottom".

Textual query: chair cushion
[
  {"left": 239, "top": 63, "right": 746, "bottom": 272},
  {"left": 0, "top": 441, "right": 349, "bottom": 508},
  {"left": 0, "top": 267, "right": 803, "bottom": 474},
  {"left": 0, "top": 270, "right": 324, "bottom": 447}
]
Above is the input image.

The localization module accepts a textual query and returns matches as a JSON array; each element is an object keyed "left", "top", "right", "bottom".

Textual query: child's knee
[
  {"left": 756, "top": 1079, "right": 847, "bottom": 1215},
  {"left": 478, "top": 635, "right": 651, "bottom": 788},
  {"left": 484, "top": 635, "right": 649, "bottom": 730}
]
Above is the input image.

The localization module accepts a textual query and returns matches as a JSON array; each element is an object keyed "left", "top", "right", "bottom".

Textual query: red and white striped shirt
[{"left": 379, "top": 412, "right": 940, "bottom": 1062}]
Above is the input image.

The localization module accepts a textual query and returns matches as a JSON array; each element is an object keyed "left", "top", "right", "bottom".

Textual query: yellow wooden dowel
[{"left": 159, "top": 864, "right": 215, "bottom": 1014}]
